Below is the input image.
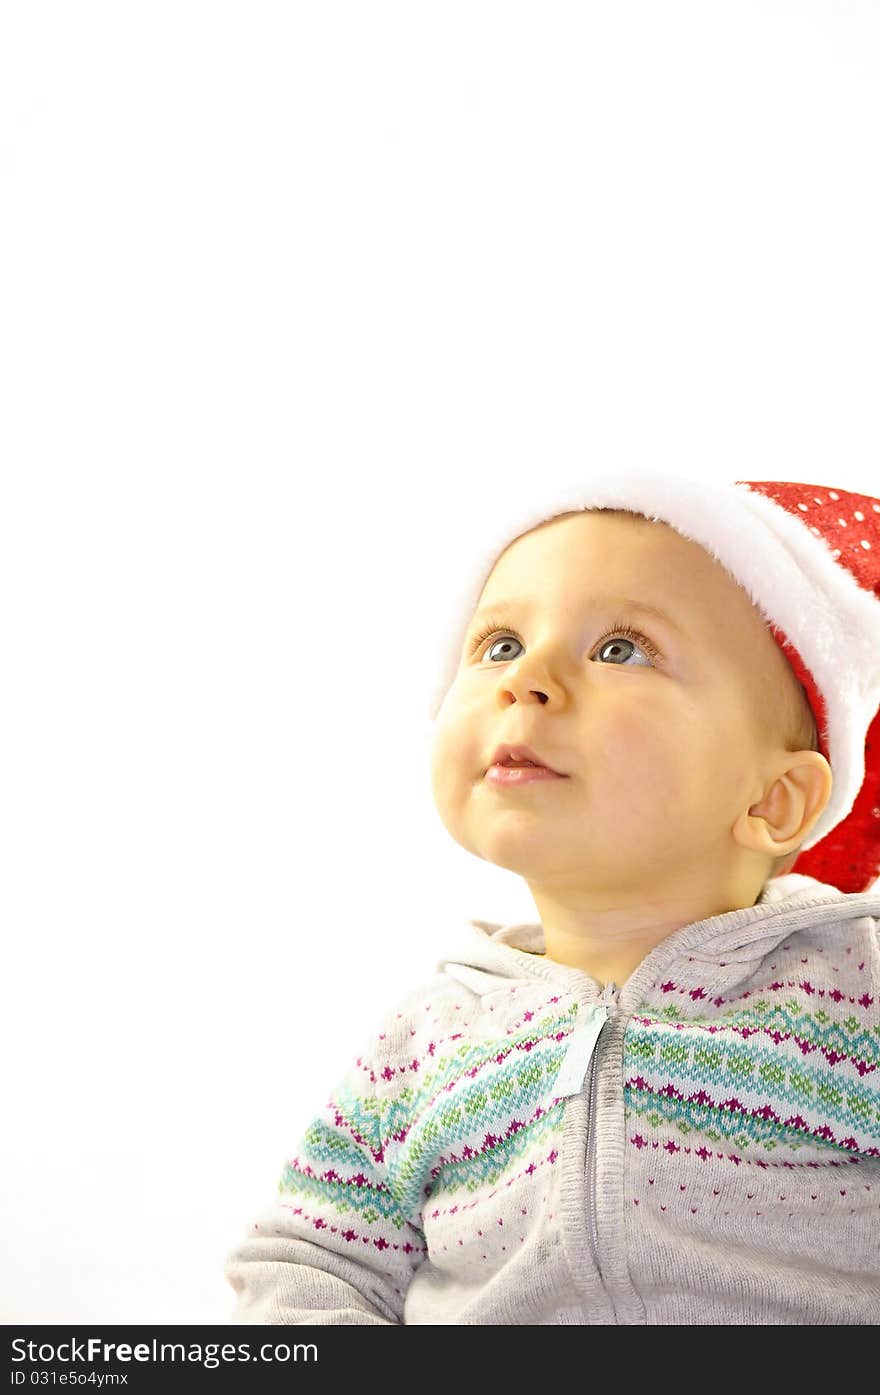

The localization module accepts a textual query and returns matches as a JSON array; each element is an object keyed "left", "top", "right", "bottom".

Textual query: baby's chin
[{"left": 462, "top": 820, "right": 595, "bottom": 878}]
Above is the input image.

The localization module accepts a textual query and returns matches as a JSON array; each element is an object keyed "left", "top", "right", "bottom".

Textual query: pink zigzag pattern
[
  {"left": 627, "top": 1133, "right": 872, "bottom": 1171},
  {"left": 656, "top": 976, "right": 875, "bottom": 1011},
  {"left": 334, "top": 1017, "right": 578, "bottom": 1155},
  {"left": 421, "top": 1145, "right": 561, "bottom": 1222},
  {"left": 627, "top": 1076, "right": 879, "bottom": 1155},
  {"left": 355, "top": 993, "right": 569, "bottom": 1083},
  {"left": 276, "top": 1202, "right": 429, "bottom": 1256},
  {"left": 631, "top": 1013, "right": 876, "bottom": 1075},
  {"left": 426, "top": 1109, "right": 560, "bottom": 1182}
]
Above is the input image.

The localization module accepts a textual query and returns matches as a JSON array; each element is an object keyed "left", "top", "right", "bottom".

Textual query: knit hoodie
[{"left": 224, "top": 872, "right": 880, "bottom": 1325}]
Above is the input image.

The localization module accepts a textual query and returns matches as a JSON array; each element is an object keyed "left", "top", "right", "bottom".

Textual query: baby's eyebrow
[{"left": 469, "top": 595, "right": 687, "bottom": 638}]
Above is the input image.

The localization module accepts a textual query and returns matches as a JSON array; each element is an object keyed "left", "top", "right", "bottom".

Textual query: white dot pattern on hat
[
  {"left": 791, "top": 494, "right": 877, "bottom": 556},
  {"left": 775, "top": 487, "right": 880, "bottom": 573}
]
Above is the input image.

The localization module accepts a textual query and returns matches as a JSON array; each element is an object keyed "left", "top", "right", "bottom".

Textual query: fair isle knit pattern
[
  {"left": 224, "top": 873, "right": 880, "bottom": 1325},
  {"left": 354, "top": 992, "right": 576, "bottom": 1214},
  {"left": 266, "top": 991, "right": 579, "bottom": 1297},
  {"left": 625, "top": 963, "right": 879, "bottom": 1160}
]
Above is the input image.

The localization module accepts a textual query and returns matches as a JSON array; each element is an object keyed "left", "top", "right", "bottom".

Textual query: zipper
[{"left": 585, "top": 980, "right": 619, "bottom": 1277}]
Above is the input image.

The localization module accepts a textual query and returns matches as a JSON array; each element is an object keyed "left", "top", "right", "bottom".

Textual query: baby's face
[{"left": 429, "top": 508, "right": 798, "bottom": 896}]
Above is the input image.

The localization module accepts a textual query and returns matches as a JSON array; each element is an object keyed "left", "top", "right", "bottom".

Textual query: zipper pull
[
  {"left": 600, "top": 980, "right": 619, "bottom": 1007},
  {"left": 554, "top": 999, "right": 610, "bottom": 1099}
]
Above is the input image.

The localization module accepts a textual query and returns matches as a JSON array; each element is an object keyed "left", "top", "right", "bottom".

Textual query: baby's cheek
[
  {"left": 431, "top": 715, "right": 478, "bottom": 792},
  {"left": 429, "top": 728, "right": 456, "bottom": 793}
]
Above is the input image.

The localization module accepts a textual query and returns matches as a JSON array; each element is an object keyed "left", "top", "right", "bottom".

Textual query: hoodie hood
[{"left": 435, "top": 873, "right": 880, "bottom": 1014}]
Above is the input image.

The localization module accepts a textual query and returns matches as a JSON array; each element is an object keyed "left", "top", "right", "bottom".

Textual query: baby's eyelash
[
  {"left": 467, "top": 617, "right": 510, "bottom": 656},
  {"left": 467, "top": 616, "right": 663, "bottom": 663}
]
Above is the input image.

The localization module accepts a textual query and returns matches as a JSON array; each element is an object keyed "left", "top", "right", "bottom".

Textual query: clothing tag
[{"left": 553, "top": 1003, "right": 609, "bottom": 1098}]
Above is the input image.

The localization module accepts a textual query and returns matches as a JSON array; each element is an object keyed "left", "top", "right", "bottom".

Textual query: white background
[{"left": 1, "top": 1, "right": 878, "bottom": 1323}]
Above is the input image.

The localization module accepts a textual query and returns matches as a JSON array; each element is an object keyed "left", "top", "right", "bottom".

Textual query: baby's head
[{"left": 429, "top": 506, "right": 833, "bottom": 926}]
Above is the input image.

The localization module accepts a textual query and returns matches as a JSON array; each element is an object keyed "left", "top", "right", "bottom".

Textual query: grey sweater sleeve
[{"left": 223, "top": 1038, "right": 427, "bottom": 1325}]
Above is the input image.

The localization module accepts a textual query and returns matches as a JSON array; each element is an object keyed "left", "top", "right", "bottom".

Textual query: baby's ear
[{"left": 741, "top": 750, "right": 833, "bottom": 864}]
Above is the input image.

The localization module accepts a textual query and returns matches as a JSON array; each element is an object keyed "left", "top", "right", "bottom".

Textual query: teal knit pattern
[
  {"left": 275, "top": 992, "right": 579, "bottom": 1255},
  {"left": 624, "top": 972, "right": 879, "bottom": 1161}
]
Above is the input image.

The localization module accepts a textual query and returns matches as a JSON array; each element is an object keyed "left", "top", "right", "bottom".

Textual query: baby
[{"left": 223, "top": 468, "right": 880, "bottom": 1325}]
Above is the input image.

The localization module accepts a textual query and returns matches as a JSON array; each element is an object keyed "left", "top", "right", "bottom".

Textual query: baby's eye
[
  {"left": 470, "top": 622, "right": 659, "bottom": 667},
  {"left": 592, "top": 630, "right": 655, "bottom": 667}
]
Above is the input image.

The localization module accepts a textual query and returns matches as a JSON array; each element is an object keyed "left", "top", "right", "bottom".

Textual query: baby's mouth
[
  {"left": 484, "top": 761, "right": 568, "bottom": 786},
  {"left": 486, "top": 742, "right": 568, "bottom": 777}
]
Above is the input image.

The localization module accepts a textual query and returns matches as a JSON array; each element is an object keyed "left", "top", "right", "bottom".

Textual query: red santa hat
[{"left": 428, "top": 469, "right": 880, "bottom": 895}]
